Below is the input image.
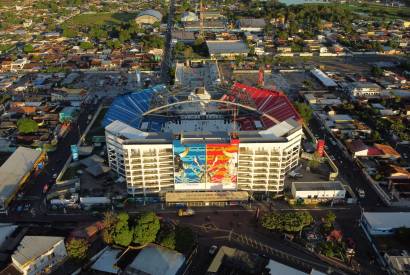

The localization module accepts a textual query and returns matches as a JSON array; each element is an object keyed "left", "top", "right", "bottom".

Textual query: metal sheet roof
[
  {"left": 0, "top": 147, "right": 42, "bottom": 203},
  {"left": 12, "top": 236, "right": 64, "bottom": 266},
  {"left": 166, "top": 191, "right": 249, "bottom": 202},
  {"left": 206, "top": 40, "right": 249, "bottom": 55},
  {"left": 363, "top": 212, "right": 410, "bottom": 229},
  {"left": 292, "top": 181, "right": 345, "bottom": 191},
  {"left": 128, "top": 244, "right": 185, "bottom": 275},
  {"left": 137, "top": 9, "right": 163, "bottom": 21}
]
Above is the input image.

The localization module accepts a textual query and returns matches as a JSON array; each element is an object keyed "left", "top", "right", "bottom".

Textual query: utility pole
[{"left": 199, "top": 0, "right": 204, "bottom": 38}]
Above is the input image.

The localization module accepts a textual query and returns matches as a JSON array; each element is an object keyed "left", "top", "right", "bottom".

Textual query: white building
[
  {"left": 361, "top": 212, "right": 410, "bottom": 235},
  {"left": 104, "top": 83, "right": 303, "bottom": 199},
  {"left": 181, "top": 11, "right": 198, "bottom": 22},
  {"left": 12, "top": 236, "right": 67, "bottom": 275},
  {"left": 347, "top": 82, "right": 382, "bottom": 99},
  {"left": 291, "top": 181, "right": 346, "bottom": 201}
]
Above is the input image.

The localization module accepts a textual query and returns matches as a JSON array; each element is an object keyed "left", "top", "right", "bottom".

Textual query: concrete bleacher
[
  {"left": 102, "top": 85, "right": 167, "bottom": 129},
  {"left": 227, "top": 83, "right": 302, "bottom": 129}
]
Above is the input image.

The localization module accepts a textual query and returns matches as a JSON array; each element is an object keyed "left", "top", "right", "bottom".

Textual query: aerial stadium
[{"left": 103, "top": 82, "right": 302, "bottom": 205}]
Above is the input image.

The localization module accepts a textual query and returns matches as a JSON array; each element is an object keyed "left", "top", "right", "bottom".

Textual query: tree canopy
[
  {"left": 159, "top": 231, "right": 176, "bottom": 250},
  {"left": 17, "top": 118, "right": 38, "bottom": 134},
  {"left": 23, "top": 44, "right": 34, "bottom": 54},
  {"left": 67, "top": 238, "right": 89, "bottom": 260},
  {"left": 114, "top": 212, "right": 133, "bottom": 247},
  {"left": 262, "top": 211, "right": 313, "bottom": 233},
  {"left": 102, "top": 211, "right": 118, "bottom": 245},
  {"left": 294, "top": 102, "right": 313, "bottom": 123},
  {"left": 134, "top": 212, "right": 160, "bottom": 245}
]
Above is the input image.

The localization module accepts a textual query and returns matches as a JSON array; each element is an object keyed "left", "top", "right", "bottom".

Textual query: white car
[
  {"left": 357, "top": 188, "right": 365, "bottom": 198},
  {"left": 209, "top": 245, "right": 218, "bottom": 256},
  {"left": 52, "top": 173, "right": 58, "bottom": 179}
]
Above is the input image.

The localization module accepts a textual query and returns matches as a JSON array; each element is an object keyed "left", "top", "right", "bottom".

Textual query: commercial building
[
  {"left": 206, "top": 40, "right": 249, "bottom": 59},
  {"left": 361, "top": 212, "right": 410, "bottom": 235},
  {"left": 237, "top": 18, "right": 266, "bottom": 32},
  {"left": 135, "top": 9, "right": 163, "bottom": 25},
  {"left": 347, "top": 82, "right": 382, "bottom": 99},
  {"left": 103, "top": 83, "right": 302, "bottom": 200},
  {"left": 11, "top": 236, "right": 67, "bottom": 275},
  {"left": 291, "top": 181, "right": 346, "bottom": 201},
  {"left": 0, "top": 147, "right": 45, "bottom": 210}
]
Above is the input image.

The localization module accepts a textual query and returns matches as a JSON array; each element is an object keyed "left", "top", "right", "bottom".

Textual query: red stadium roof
[{"left": 223, "top": 83, "right": 302, "bottom": 129}]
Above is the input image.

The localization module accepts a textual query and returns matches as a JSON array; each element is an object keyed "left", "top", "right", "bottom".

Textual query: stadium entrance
[{"left": 165, "top": 191, "right": 249, "bottom": 207}]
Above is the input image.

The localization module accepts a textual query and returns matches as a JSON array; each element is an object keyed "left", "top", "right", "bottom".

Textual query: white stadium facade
[{"left": 103, "top": 83, "right": 303, "bottom": 205}]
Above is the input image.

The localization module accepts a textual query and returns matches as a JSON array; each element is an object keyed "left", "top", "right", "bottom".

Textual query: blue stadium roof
[{"left": 102, "top": 85, "right": 167, "bottom": 130}]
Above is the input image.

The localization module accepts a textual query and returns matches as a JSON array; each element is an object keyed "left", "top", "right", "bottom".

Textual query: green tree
[
  {"left": 261, "top": 211, "right": 313, "bottom": 233},
  {"left": 119, "top": 30, "right": 131, "bottom": 43},
  {"left": 371, "top": 66, "right": 383, "bottom": 77},
  {"left": 133, "top": 212, "right": 160, "bottom": 245},
  {"left": 308, "top": 152, "right": 321, "bottom": 169},
  {"left": 294, "top": 102, "right": 313, "bottom": 123},
  {"left": 67, "top": 238, "right": 89, "bottom": 260},
  {"left": 174, "top": 41, "right": 185, "bottom": 53},
  {"left": 62, "top": 27, "right": 77, "bottom": 38},
  {"left": 159, "top": 231, "right": 176, "bottom": 250},
  {"left": 102, "top": 211, "right": 117, "bottom": 245},
  {"left": 114, "top": 212, "right": 133, "bottom": 247},
  {"left": 17, "top": 118, "right": 38, "bottom": 134},
  {"left": 107, "top": 40, "right": 121, "bottom": 49},
  {"left": 183, "top": 46, "right": 193, "bottom": 59},
  {"left": 79, "top": 42, "right": 93, "bottom": 50},
  {"left": 323, "top": 211, "right": 336, "bottom": 229},
  {"left": 89, "top": 27, "right": 108, "bottom": 40},
  {"left": 23, "top": 44, "right": 34, "bottom": 54},
  {"left": 371, "top": 130, "right": 382, "bottom": 143}
]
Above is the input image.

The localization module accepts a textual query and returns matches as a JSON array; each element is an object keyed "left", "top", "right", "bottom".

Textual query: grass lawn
[
  {"left": 63, "top": 12, "right": 138, "bottom": 28},
  {"left": 343, "top": 3, "right": 410, "bottom": 19}
]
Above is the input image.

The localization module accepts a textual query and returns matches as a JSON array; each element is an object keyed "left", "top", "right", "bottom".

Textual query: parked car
[
  {"left": 357, "top": 188, "right": 365, "bottom": 198},
  {"left": 178, "top": 208, "right": 195, "bottom": 217},
  {"left": 209, "top": 245, "right": 218, "bottom": 255}
]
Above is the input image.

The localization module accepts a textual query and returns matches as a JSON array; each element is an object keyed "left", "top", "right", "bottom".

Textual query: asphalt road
[
  {"left": 308, "top": 117, "right": 382, "bottom": 208},
  {"left": 5, "top": 102, "right": 98, "bottom": 218},
  {"left": 161, "top": 206, "right": 382, "bottom": 275}
]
